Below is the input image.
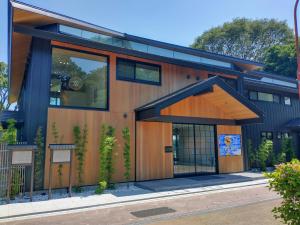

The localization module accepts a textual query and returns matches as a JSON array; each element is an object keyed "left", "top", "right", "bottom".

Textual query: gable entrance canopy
[{"left": 135, "top": 76, "right": 264, "bottom": 125}]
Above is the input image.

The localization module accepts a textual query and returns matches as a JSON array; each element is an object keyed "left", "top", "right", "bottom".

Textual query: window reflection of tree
[{"left": 50, "top": 50, "right": 107, "bottom": 108}]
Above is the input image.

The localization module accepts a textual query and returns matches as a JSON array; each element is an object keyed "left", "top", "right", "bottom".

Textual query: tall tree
[
  {"left": 0, "top": 62, "right": 10, "bottom": 111},
  {"left": 191, "top": 18, "right": 294, "bottom": 62},
  {"left": 263, "top": 43, "right": 297, "bottom": 78}
]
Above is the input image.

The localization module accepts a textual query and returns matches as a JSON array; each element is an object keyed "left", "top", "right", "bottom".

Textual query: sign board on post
[
  {"left": 218, "top": 134, "right": 241, "bottom": 156},
  {"left": 48, "top": 144, "right": 75, "bottom": 199},
  {"left": 7, "top": 145, "right": 37, "bottom": 203}
]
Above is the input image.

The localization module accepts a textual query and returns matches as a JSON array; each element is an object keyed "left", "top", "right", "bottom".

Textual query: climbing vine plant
[
  {"left": 72, "top": 124, "right": 88, "bottom": 191},
  {"left": 122, "top": 127, "right": 131, "bottom": 186},
  {"left": 34, "top": 126, "right": 44, "bottom": 190},
  {"left": 51, "top": 122, "right": 63, "bottom": 187},
  {"left": 97, "top": 125, "right": 116, "bottom": 193}
]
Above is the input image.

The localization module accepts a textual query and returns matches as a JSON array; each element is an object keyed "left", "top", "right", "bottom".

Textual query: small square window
[
  {"left": 282, "top": 132, "right": 290, "bottom": 138},
  {"left": 249, "top": 91, "right": 258, "bottom": 100},
  {"left": 261, "top": 131, "right": 273, "bottom": 140},
  {"left": 284, "top": 97, "right": 291, "bottom": 106},
  {"left": 277, "top": 132, "right": 282, "bottom": 139},
  {"left": 267, "top": 132, "right": 273, "bottom": 140},
  {"left": 273, "top": 95, "right": 280, "bottom": 103}
]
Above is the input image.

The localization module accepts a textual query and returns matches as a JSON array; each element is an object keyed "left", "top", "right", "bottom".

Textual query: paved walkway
[
  {"left": 0, "top": 172, "right": 266, "bottom": 222},
  {"left": 1, "top": 185, "right": 280, "bottom": 225}
]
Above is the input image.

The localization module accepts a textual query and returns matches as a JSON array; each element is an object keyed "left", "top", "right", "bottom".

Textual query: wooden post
[
  {"left": 48, "top": 144, "right": 75, "bottom": 199},
  {"left": 30, "top": 150, "right": 35, "bottom": 201},
  {"left": 48, "top": 149, "right": 53, "bottom": 200},
  {"left": 68, "top": 150, "right": 73, "bottom": 197},
  {"left": 6, "top": 164, "right": 12, "bottom": 204}
]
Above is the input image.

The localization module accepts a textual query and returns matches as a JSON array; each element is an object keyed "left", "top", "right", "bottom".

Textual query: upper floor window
[
  {"left": 284, "top": 96, "right": 291, "bottom": 106},
  {"left": 116, "top": 58, "right": 161, "bottom": 85},
  {"left": 249, "top": 91, "right": 280, "bottom": 103},
  {"left": 261, "top": 131, "right": 273, "bottom": 140},
  {"left": 50, "top": 47, "right": 108, "bottom": 110}
]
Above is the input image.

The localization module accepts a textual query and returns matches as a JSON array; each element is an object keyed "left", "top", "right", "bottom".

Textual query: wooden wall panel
[
  {"left": 44, "top": 42, "right": 208, "bottom": 187},
  {"left": 45, "top": 109, "right": 135, "bottom": 188},
  {"left": 217, "top": 125, "right": 244, "bottom": 173},
  {"left": 161, "top": 85, "right": 258, "bottom": 120},
  {"left": 136, "top": 122, "right": 173, "bottom": 181}
]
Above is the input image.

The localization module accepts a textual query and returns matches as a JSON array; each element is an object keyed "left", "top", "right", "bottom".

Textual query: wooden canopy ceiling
[{"left": 136, "top": 77, "right": 263, "bottom": 124}]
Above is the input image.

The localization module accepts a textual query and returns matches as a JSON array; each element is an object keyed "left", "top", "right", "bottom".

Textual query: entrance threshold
[{"left": 135, "top": 172, "right": 265, "bottom": 192}]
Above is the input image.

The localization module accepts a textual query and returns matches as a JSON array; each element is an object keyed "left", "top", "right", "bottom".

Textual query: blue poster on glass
[{"left": 219, "top": 134, "right": 241, "bottom": 156}]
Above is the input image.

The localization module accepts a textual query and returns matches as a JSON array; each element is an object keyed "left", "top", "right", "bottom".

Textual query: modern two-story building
[{"left": 5, "top": 0, "right": 300, "bottom": 189}]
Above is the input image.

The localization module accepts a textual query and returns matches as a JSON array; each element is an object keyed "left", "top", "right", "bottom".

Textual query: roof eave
[{"left": 11, "top": 0, "right": 124, "bottom": 37}]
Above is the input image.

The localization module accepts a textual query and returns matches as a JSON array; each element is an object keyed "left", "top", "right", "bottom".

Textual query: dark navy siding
[
  {"left": 242, "top": 92, "right": 300, "bottom": 168},
  {"left": 21, "top": 37, "right": 51, "bottom": 144},
  {"left": 18, "top": 38, "right": 51, "bottom": 190}
]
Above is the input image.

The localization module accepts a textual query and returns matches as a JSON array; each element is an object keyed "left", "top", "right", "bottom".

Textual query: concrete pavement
[{"left": 0, "top": 174, "right": 267, "bottom": 221}]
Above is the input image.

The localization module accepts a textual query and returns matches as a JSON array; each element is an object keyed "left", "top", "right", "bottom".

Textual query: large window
[
  {"left": 249, "top": 91, "right": 280, "bottom": 103},
  {"left": 50, "top": 47, "right": 108, "bottom": 109},
  {"left": 116, "top": 58, "right": 161, "bottom": 85}
]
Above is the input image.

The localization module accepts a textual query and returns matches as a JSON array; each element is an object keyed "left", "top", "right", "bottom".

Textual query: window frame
[
  {"left": 49, "top": 45, "right": 110, "bottom": 111},
  {"left": 261, "top": 131, "right": 273, "bottom": 140},
  {"left": 249, "top": 91, "right": 280, "bottom": 104},
  {"left": 116, "top": 58, "right": 161, "bottom": 86},
  {"left": 283, "top": 96, "right": 292, "bottom": 106}
]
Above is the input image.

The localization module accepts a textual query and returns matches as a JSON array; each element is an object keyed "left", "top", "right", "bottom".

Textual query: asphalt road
[
  {"left": 147, "top": 199, "right": 282, "bottom": 225},
  {"left": 2, "top": 185, "right": 282, "bottom": 225}
]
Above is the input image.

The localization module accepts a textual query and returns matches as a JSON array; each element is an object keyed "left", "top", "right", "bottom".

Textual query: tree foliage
[
  {"left": 1, "top": 119, "right": 17, "bottom": 144},
  {"left": 263, "top": 43, "right": 297, "bottom": 78},
  {"left": 191, "top": 18, "right": 293, "bottom": 62},
  {"left": 0, "top": 62, "right": 11, "bottom": 111}
]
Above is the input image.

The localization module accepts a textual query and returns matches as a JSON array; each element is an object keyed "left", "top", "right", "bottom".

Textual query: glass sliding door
[
  {"left": 173, "top": 124, "right": 196, "bottom": 176},
  {"left": 173, "top": 124, "right": 216, "bottom": 177},
  {"left": 194, "top": 125, "right": 216, "bottom": 174}
]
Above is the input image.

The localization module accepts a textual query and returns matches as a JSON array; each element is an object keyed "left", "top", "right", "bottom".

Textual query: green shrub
[
  {"left": 280, "top": 137, "right": 295, "bottom": 162},
  {"left": 122, "top": 127, "right": 131, "bottom": 185},
  {"left": 247, "top": 139, "right": 258, "bottom": 169},
  {"left": 0, "top": 119, "right": 19, "bottom": 198},
  {"left": 95, "top": 180, "right": 107, "bottom": 194},
  {"left": 258, "top": 140, "right": 273, "bottom": 171},
  {"left": 10, "top": 168, "right": 21, "bottom": 198},
  {"left": 265, "top": 159, "right": 300, "bottom": 225}
]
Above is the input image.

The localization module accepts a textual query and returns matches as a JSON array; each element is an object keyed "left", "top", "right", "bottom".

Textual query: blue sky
[{"left": 0, "top": 0, "right": 295, "bottom": 63}]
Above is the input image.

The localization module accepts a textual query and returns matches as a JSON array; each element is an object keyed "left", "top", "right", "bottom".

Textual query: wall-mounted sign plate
[
  {"left": 52, "top": 149, "right": 71, "bottom": 163},
  {"left": 165, "top": 146, "right": 173, "bottom": 153},
  {"left": 12, "top": 150, "right": 33, "bottom": 165}
]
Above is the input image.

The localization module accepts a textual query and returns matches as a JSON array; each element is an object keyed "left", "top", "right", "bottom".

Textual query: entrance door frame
[{"left": 172, "top": 123, "right": 219, "bottom": 178}]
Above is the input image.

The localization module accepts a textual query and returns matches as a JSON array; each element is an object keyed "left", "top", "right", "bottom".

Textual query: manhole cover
[{"left": 131, "top": 207, "right": 176, "bottom": 218}]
